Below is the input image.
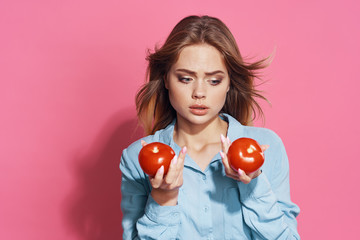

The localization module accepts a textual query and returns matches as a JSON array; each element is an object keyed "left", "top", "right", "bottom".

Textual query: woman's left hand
[{"left": 219, "top": 134, "right": 269, "bottom": 184}]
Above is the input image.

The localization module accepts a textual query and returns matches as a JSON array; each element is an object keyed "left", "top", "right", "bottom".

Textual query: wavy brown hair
[{"left": 136, "top": 15, "right": 268, "bottom": 135}]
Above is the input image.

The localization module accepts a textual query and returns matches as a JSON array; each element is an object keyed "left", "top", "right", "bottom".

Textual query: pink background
[{"left": 1, "top": 0, "right": 359, "bottom": 239}]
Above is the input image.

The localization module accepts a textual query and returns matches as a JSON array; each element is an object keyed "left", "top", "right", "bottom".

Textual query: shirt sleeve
[
  {"left": 237, "top": 139, "right": 300, "bottom": 240},
  {"left": 120, "top": 147, "right": 181, "bottom": 240}
]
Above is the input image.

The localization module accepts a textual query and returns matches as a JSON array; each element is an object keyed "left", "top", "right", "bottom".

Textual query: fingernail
[
  {"left": 219, "top": 151, "right": 225, "bottom": 158},
  {"left": 158, "top": 165, "right": 164, "bottom": 174},
  {"left": 238, "top": 169, "right": 243, "bottom": 176},
  {"left": 171, "top": 155, "right": 178, "bottom": 165},
  {"left": 181, "top": 146, "right": 187, "bottom": 154},
  {"left": 220, "top": 134, "right": 226, "bottom": 143},
  {"left": 227, "top": 136, "right": 231, "bottom": 144}
]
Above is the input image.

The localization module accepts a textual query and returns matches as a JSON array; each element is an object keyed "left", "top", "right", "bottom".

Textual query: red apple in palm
[
  {"left": 227, "top": 138, "right": 264, "bottom": 174},
  {"left": 138, "top": 142, "right": 175, "bottom": 177}
]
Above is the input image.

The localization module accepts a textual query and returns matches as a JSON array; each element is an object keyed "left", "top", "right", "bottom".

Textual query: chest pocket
[{"left": 222, "top": 187, "right": 252, "bottom": 239}]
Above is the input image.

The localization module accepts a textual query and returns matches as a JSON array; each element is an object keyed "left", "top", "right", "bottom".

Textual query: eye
[
  {"left": 209, "top": 79, "right": 222, "bottom": 86},
  {"left": 178, "top": 77, "right": 192, "bottom": 84}
]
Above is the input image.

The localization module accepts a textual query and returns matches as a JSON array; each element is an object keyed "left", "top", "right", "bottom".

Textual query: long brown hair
[{"left": 136, "top": 15, "right": 268, "bottom": 135}]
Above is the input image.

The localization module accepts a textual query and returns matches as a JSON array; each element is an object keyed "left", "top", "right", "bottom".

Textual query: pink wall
[{"left": 1, "top": 0, "right": 359, "bottom": 239}]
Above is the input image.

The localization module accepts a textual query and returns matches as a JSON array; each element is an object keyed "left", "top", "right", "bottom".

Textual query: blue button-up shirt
[{"left": 120, "top": 114, "right": 300, "bottom": 239}]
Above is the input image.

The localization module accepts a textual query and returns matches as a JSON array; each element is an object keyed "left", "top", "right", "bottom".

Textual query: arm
[
  {"left": 220, "top": 135, "right": 300, "bottom": 239},
  {"left": 238, "top": 166, "right": 300, "bottom": 239},
  {"left": 120, "top": 143, "right": 185, "bottom": 240}
]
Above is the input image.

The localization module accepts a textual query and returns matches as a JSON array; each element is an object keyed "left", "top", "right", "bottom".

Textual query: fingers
[
  {"left": 220, "top": 134, "right": 260, "bottom": 184},
  {"left": 150, "top": 165, "right": 165, "bottom": 188},
  {"left": 141, "top": 140, "right": 147, "bottom": 147},
  {"left": 220, "top": 134, "right": 231, "bottom": 154},
  {"left": 261, "top": 144, "right": 269, "bottom": 152},
  {"left": 220, "top": 134, "right": 239, "bottom": 180},
  {"left": 178, "top": 146, "right": 187, "bottom": 163},
  {"left": 237, "top": 169, "right": 252, "bottom": 184},
  {"left": 220, "top": 151, "right": 234, "bottom": 176},
  {"left": 163, "top": 155, "right": 179, "bottom": 185},
  {"left": 150, "top": 146, "right": 186, "bottom": 190},
  {"left": 220, "top": 151, "right": 240, "bottom": 181},
  {"left": 163, "top": 146, "right": 186, "bottom": 188},
  {"left": 247, "top": 169, "right": 262, "bottom": 180}
]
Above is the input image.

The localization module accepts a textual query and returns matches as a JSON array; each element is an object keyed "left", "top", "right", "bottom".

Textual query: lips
[{"left": 189, "top": 104, "right": 209, "bottom": 115}]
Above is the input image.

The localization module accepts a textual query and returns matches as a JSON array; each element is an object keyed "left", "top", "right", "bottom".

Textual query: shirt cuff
[
  {"left": 144, "top": 194, "right": 181, "bottom": 225},
  {"left": 238, "top": 172, "right": 272, "bottom": 202}
]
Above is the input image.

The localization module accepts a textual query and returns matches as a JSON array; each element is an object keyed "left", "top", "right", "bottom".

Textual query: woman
[{"left": 120, "top": 15, "right": 300, "bottom": 239}]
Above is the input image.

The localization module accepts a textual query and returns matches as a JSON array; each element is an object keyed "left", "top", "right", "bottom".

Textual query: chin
[{"left": 179, "top": 113, "right": 220, "bottom": 126}]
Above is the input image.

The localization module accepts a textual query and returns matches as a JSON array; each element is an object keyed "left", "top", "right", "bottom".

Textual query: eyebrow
[{"left": 175, "top": 68, "right": 225, "bottom": 76}]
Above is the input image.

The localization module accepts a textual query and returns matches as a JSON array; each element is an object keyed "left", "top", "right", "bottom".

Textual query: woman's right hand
[
  {"left": 141, "top": 140, "right": 186, "bottom": 206},
  {"left": 219, "top": 135, "right": 269, "bottom": 184}
]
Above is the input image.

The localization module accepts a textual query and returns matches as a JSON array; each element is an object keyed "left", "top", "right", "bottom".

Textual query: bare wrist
[{"left": 151, "top": 188, "right": 179, "bottom": 206}]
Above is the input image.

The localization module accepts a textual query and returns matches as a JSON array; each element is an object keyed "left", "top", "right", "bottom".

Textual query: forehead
[{"left": 172, "top": 44, "right": 227, "bottom": 72}]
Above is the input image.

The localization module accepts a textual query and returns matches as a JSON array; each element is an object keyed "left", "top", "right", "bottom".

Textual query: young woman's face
[{"left": 166, "top": 44, "right": 230, "bottom": 126}]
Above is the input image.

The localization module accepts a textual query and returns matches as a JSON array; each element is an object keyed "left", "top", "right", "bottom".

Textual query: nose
[{"left": 192, "top": 81, "right": 206, "bottom": 99}]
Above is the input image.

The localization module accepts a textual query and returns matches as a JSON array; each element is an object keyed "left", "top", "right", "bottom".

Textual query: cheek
[
  {"left": 167, "top": 86, "right": 184, "bottom": 108},
  {"left": 211, "top": 88, "right": 229, "bottom": 109},
  {"left": 215, "top": 86, "right": 229, "bottom": 100}
]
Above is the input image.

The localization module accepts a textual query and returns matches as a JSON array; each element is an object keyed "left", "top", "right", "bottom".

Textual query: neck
[{"left": 173, "top": 115, "right": 228, "bottom": 149}]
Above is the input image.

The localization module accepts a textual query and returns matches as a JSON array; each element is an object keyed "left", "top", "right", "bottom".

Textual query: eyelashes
[
  {"left": 178, "top": 77, "right": 192, "bottom": 83},
  {"left": 177, "top": 76, "right": 223, "bottom": 86},
  {"left": 209, "top": 79, "right": 222, "bottom": 86}
]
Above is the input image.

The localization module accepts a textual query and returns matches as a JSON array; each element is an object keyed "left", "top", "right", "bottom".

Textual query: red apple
[
  {"left": 138, "top": 142, "right": 175, "bottom": 177},
  {"left": 227, "top": 138, "right": 264, "bottom": 174}
]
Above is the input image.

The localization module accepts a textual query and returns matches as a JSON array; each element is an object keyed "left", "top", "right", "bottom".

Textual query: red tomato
[
  {"left": 227, "top": 138, "right": 264, "bottom": 174},
  {"left": 138, "top": 142, "right": 175, "bottom": 177}
]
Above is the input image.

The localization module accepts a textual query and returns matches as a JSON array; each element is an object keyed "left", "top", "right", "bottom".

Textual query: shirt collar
[
  {"left": 159, "top": 118, "right": 176, "bottom": 146},
  {"left": 221, "top": 113, "right": 245, "bottom": 141},
  {"left": 158, "top": 113, "right": 245, "bottom": 170},
  {"left": 159, "top": 113, "right": 245, "bottom": 144}
]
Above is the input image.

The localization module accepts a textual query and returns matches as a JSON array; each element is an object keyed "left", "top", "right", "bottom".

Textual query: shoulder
[
  {"left": 243, "top": 126, "right": 283, "bottom": 147},
  {"left": 242, "top": 126, "right": 289, "bottom": 177},
  {"left": 225, "top": 114, "right": 291, "bottom": 181},
  {"left": 225, "top": 113, "right": 283, "bottom": 146}
]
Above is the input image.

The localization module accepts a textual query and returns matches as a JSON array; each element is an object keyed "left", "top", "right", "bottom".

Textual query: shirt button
[
  {"left": 202, "top": 175, "right": 206, "bottom": 180},
  {"left": 204, "top": 206, "right": 208, "bottom": 212}
]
